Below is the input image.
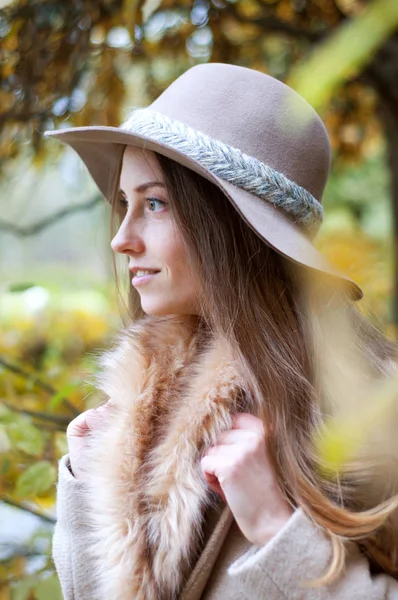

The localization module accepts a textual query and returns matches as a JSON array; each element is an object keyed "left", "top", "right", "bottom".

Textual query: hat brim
[{"left": 44, "top": 126, "right": 363, "bottom": 301}]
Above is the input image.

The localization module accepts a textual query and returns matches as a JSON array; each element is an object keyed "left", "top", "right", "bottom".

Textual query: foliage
[
  {"left": 0, "top": 285, "right": 119, "bottom": 596},
  {"left": 316, "top": 230, "right": 394, "bottom": 325},
  {"left": 0, "top": 0, "right": 395, "bottom": 171}
]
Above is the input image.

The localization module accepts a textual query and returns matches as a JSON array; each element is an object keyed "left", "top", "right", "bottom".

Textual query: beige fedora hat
[{"left": 44, "top": 62, "right": 363, "bottom": 301}]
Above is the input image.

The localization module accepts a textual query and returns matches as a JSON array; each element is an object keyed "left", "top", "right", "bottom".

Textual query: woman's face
[{"left": 111, "top": 146, "right": 199, "bottom": 316}]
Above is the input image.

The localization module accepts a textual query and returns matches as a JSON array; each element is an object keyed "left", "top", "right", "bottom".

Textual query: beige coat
[{"left": 52, "top": 315, "right": 398, "bottom": 599}]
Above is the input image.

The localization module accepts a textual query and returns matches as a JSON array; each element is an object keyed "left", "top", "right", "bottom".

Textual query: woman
[{"left": 45, "top": 63, "right": 398, "bottom": 599}]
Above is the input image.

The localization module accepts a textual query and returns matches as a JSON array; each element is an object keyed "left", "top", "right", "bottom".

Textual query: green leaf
[
  {"left": 15, "top": 461, "right": 57, "bottom": 498},
  {"left": 0, "top": 456, "right": 11, "bottom": 474},
  {"left": 0, "top": 402, "right": 11, "bottom": 419},
  {"left": 7, "top": 419, "right": 44, "bottom": 456},
  {"left": 48, "top": 380, "right": 81, "bottom": 412},
  {"left": 34, "top": 574, "right": 63, "bottom": 600},
  {"left": 0, "top": 424, "right": 11, "bottom": 452},
  {"left": 8, "top": 282, "right": 37, "bottom": 292},
  {"left": 10, "top": 576, "right": 36, "bottom": 600}
]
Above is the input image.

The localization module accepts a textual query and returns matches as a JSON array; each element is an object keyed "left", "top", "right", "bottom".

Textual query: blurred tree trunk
[
  {"left": 366, "top": 33, "right": 398, "bottom": 326},
  {"left": 380, "top": 100, "right": 398, "bottom": 327}
]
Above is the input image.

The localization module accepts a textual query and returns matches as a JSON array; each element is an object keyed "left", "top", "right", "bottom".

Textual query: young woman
[{"left": 45, "top": 63, "right": 398, "bottom": 600}]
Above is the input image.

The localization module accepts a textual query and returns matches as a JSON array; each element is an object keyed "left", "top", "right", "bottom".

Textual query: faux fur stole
[{"left": 84, "top": 314, "right": 249, "bottom": 600}]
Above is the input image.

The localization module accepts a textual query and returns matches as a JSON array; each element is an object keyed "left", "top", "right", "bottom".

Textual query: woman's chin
[
  {"left": 140, "top": 299, "right": 176, "bottom": 317},
  {"left": 140, "top": 298, "right": 198, "bottom": 317}
]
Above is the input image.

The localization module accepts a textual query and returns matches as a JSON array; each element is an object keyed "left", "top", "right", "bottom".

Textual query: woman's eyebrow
[
  {"left": 136, "top": 181, "right": 166, "bottom": 192},
  {"left": 120, "top": 181, "right": 166, "bottom": 194}
]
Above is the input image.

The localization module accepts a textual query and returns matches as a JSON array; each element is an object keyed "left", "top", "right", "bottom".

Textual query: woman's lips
[{"left": 132, "top": 271, "right": 160, "bottom": 287}]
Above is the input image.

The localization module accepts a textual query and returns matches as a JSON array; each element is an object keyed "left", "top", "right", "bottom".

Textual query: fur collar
[{"left": 83, "top": 315, "right": 249, "bottom": 600}]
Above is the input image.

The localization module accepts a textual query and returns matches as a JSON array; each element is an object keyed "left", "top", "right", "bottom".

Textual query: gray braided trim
[{"left": 121, "top": 108, "right": 323, "bottom": 237}]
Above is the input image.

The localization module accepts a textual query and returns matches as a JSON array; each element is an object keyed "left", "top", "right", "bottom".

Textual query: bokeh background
[{"left": 1, "top": 0, "right": 398, "bottom": 597}]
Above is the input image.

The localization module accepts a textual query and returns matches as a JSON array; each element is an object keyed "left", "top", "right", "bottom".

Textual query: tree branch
[
  {"left": 0, "top": 107, "right": 52, "bottom": 128},
  {"left": 1, "top": 498, "right": 56, "bottom": 525},
  {"left": 365, "top": 71, "right": 398, "bottom": 116},
  {"left": 222, "top": 5, "right": 325, "bottom": 42},
  {"left": 2, "top": 401, "right": 71, "bottom": 426},
  {"left": 0, "top": 357, "right": 80, "bottom": 417},
  {"left": 0, "top": 194, "right": 103, "bottom": 237}
]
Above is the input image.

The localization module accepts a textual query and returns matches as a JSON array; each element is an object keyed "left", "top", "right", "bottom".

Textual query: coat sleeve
[
  {"left": 52, "top": 454, "right": 98, "bottom": 600},
  {"left": 227, "top": 508, "right": 398, "bottom": 600}
]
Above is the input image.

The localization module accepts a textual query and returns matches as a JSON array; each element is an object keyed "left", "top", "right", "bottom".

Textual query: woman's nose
[{"left": 111, "top": 220, "right": 145, "bottom": 255}]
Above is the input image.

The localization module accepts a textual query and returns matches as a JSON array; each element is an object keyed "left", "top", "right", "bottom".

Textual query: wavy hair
[{"left": 109, "top": 147, "right": 398, "bottom": 584}]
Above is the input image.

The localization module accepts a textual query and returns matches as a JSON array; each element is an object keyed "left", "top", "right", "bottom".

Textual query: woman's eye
[
  {"left": 118, "top": 193, "right": 128, "bottom": 208},
  {"left": 116, "top": 193, "right": 166, "bottom": 213},
  {"left": 147, "top": 197, "right": 166, "bottom": 212}
]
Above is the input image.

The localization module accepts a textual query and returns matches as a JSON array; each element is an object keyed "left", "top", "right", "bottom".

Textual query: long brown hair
[{"left": 110, "top": 148, "right": 398, "bottom": 584}]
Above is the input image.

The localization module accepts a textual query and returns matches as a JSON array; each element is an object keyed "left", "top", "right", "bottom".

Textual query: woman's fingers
[
  {"left": 230, "top": 413, "right": 265, "bottom": 433},
  {"left": 212, "top": 429, "right": 263, "bottom": 447},
  {"left": 201, "top": 454, "right": 235, "bottom": 486},
  {"left": 66, "top": 402, "right": 112, "bottom": 480},
  {"left": 66, "top": 410, "right": 95, "bottom": 438},
  {"left": 66, "top": 402, "right": 112, "bottom": 438},
  {"left": 201, "top": 455, "right": 233, "bottom": 501}
]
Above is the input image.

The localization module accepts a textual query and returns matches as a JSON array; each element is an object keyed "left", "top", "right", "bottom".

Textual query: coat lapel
[
  {"left": 179, "top": 506, "right": 234, "bottom": 600},
  {"left": 81, "top": 315, "right": 249, "bottom": 600}
]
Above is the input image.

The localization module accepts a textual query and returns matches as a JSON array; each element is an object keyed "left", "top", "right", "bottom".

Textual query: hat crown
[{"left": 149, "top": 63, "right": 331, "bottom": 202}]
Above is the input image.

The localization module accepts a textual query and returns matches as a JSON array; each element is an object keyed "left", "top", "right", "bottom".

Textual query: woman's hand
[
  {"left": 200, "top": 412, "right": 294, "bottom": 546},
  {"left": 66, "top": 402, "right": 112, "bottom": 480}
]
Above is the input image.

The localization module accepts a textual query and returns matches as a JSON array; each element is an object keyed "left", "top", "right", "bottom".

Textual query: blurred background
[{"left": 1, "top": 0, "right": 398, "bottom": 597}]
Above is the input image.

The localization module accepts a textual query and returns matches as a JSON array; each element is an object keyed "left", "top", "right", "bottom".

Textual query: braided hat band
[{"left": 121, "top": 108, "right": 324, "bottom": 239}]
